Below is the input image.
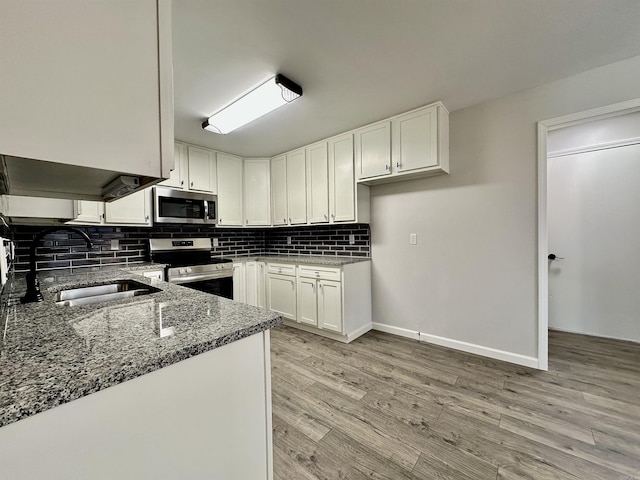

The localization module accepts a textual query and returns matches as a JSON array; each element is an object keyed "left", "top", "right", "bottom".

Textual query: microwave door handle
[{"left": 203, "top": 200, "right": 209, "bottom": 221}]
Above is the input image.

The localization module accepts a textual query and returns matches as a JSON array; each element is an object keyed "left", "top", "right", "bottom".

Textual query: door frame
[{"left": 537, "top": 98, "right": 640, "bottom": 370}]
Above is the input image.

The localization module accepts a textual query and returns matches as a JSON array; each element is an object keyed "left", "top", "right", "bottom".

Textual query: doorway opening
[{"left": 537, "top": 98, "right": 640, "bottom": 370}]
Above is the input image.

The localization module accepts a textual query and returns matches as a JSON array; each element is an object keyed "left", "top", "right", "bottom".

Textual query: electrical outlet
[
  {"left": 287, "top": 236, "right": 292, "bottom": 245},
  {"left": 409, "top": 233, "right": 417, "bottom": 245},
  {"left": 212, "top": 238, "right": 219, "bottom": 247},
  {"left": 110, "top": 239, "right": 119, "bottom": 251},
  {"left": 349, "top": 234, "right": 355, "bottom": 245}
]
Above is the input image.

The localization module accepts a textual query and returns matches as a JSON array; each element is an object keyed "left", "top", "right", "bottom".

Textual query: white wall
[{"left": 370, "top": 54, "right": 640, "bottom": 365}]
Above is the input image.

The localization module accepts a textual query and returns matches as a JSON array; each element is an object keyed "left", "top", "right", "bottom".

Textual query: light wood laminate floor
[{"left": 271, "top": 326, "right": 640, "bottom": 480}]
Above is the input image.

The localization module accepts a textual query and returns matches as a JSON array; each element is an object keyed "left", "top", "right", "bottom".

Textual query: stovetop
[{"left": 148, "top": 237, "right": 232, "bottom": 269}]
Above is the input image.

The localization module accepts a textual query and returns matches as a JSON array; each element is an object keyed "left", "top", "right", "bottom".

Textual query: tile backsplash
[{"left": 13, "top": 224, "right": 370, "bottom": 272}]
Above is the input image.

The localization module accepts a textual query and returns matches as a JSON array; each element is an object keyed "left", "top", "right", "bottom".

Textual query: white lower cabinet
[
  {"left": 267, "top": 260, "right": 371, "bottom": 343},
  {"left": 257, "top": 262, "right": 267, "bottom": 309},
  {"left": 266, "top": 266, "right": 297, "bottom": 319},
  {"left": 318, "top": 280, "right": 343, "bottom": 333},
  {"left": 296, "top": 277, "right": 319, "bottom": 326},
  {"left": 232, "top": 263, "right": 246, "bottom": 304}
]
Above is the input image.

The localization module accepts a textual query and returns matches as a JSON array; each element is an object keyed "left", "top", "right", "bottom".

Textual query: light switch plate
[
  {"left": 349, "top": 234, "right": 355, "bottom": 245},
  {"left": 409, "top": 233, "right": 417, "bottom": 245},
  {"left": 287, "top": 236, "right": 292, "bottom": 245},
  {"left": 212, "top": 238, "right": 219, "bottom": 247},
  {"left": 110, "top": 239, "right": 119, "bottom": 250}
]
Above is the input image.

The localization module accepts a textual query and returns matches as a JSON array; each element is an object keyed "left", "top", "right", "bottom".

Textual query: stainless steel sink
[{"left": 55, "top": 280, "right": 161, "bottom": 307}]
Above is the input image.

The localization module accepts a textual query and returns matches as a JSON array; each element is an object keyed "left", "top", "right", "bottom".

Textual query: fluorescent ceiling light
[{"left": 202, "top": 74, "right": 303, "bottom": 134}]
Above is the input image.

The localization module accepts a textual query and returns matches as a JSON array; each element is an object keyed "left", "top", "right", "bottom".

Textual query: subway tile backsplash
[{"left": 13, "top": 224, "right": 370, "bottom": 272}]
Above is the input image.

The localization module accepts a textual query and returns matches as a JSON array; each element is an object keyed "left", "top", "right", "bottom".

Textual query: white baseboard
[
  {"left": 418, "top": 332, "right": 539, "bottom": 369},
  {"left": 346, "top": 324, "right": 373, "bottom": 343},
  {"left": 372, "top": 323, "right": 420, "bottom": 341},
  {"left": 549, "top": 327, "right": 640, "bottom": 345}
]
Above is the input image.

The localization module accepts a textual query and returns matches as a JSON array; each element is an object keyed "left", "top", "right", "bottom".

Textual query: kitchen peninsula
[{"left": 0, "top": 265, "right": 281, "bottom": 480}]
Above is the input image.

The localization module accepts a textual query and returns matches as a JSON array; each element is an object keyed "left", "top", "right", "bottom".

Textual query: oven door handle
[{"left": 170, "top": 272, "right": 233, "bottom": 284}]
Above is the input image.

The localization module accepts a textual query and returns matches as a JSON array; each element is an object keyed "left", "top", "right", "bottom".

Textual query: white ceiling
[{"left": 173, "top": 0, "right": 640, "bottom": 157}]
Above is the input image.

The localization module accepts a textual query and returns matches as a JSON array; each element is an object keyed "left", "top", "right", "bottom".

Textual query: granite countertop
[
  {"left": 0, "top": 265, "right": 282, "bottom": 429},
  {"left": 230, "top": 254, "right": 371, "bottom": 266}
]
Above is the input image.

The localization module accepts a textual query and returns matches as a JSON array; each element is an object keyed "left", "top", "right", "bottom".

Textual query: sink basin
[{"left": 55, "top": 280, "right": 161, "bottom": 307}]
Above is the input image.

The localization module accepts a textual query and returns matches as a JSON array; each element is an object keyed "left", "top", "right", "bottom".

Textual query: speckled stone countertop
[
  {"left": 0, "top": 265, "right": 282, "bottom": 429},
  {"left": 230, "top": 255, "right": 370, "bottom": 266}
]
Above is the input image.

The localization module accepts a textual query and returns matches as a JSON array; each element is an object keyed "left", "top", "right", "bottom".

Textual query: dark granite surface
[
  {"left": 0, "top": 264, "right": 282, "bottom": 429},
  {"left": 230, "top": 255, "right": 371, "bottom": 266}
]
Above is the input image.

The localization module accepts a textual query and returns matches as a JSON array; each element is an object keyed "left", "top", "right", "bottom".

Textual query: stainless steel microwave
[{"left": 153, "top": 186, "right": 217, "bottom": 224}]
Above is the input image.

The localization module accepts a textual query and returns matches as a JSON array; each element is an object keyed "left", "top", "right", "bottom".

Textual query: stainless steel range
[{"left": 149, "top": 238, "right": 233, "bottom": 299}]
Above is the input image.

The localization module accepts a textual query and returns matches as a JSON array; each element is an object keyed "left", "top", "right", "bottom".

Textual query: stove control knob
[
  {"left": 179, "top": 268, "right": 186, "bottom": 274},
  {"left": 186, "top": 267, "right": 193, "bottom": 273},
  {"left": 216, "top": 265, "right": 222, "bottom": 270}
]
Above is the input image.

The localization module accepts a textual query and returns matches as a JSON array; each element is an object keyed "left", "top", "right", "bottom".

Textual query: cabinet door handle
[
  {"left": 190, "top": 181, "right": 194, "bottom": 188},
  {"left": 290, "top": 280, "right": 294, "bottom": 288},
  {"left": 311, "top": 284, "right": 315, "bottom": 292},
  {"left": 385, "top": 164, "right": 390, "bottom": 171},
  {"left": 324, "top": 214, "right": 328, "bottom": 220},
  {"left": 288, "top": 218, "right": 292, "bottom": 223},
  {"left": 180, "top": 180, "right": 184, "bottom": 186},
  {"left": 331, "top": 213, "right": 335, "bottom": 219},
  {"left": 283, "top": 217, "right": 286, "bottom": 223},
  {"left": 145, "top": 215, "right": 149, "bottom": 221},
  {"left": 396, "top": 162, "right": 401, "bottom": 169}
]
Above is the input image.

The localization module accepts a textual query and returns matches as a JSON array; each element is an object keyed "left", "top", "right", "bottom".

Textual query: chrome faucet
[{"left": 21, "top": 227, "right": 93, "bottom": 304}]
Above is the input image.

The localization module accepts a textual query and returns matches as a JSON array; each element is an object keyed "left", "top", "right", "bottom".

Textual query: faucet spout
[{"left": 21, "top": 227, "right": 93, "bottom": 304}]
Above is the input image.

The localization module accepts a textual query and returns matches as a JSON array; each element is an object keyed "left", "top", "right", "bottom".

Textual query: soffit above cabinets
[{"left": 173, "top": 0, "right": 640, "bottom": 158}]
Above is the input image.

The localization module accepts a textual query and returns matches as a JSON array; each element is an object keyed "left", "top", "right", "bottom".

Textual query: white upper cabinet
[
  {"left": 73, "top": 201, "right": 104, "bottom": 225},
  {"left": 358, "top": 102, "right": 449, "bottom": 185},
  {"left": 355, "top": 121, "right": 392, "bottom": 180},
  {"left": 187, "top": 146, "right": 217, "bottom": 194},
  {"left": 104, "top": 189, "right": 151, "bottom": 225},
  {"left": 270, "top": 155, "right": 288, "bottom": 226},
  {"left": 0, "top": 0, "right": 174, "bottom": 199},
  {"left": 328, "top": 134, "right": 356, "bottom": 223},
  {"left": 216, "top": 153, "right": 243, "bottom": 226},
  {"left": 286, "top": 149, "right": 307, "bottom": 225},
  {"left": 160, "top": 143, "right": 187, "bottom": 189},
  {"left": 70, "top": 189, "right": 152, "bottom": 226},
  {"left": 244, "top": 159, "right": 271, "bottom": 226},
  {"left": 306, "top": 143, "right": 329, "bottom": 224}
]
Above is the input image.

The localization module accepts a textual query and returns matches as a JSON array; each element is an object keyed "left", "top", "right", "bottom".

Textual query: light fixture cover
[{"left": 202, "top": 74, "right": 303, "bottom": 134}]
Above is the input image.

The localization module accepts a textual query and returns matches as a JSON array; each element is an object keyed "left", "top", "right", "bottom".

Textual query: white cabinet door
[
  {"left": 245, "top": 261, "right": 258, "bottom": 307},
  {"left": 159, "top": 142, "right": 186, "bottom": 189},
  {"left": 286, "top": 149, "right": 307, "bottom": 225},
  {"left": 271, "top": 155, "right": 288, "bottom": 226},
  {"left": 318, "top": 280, "right": 343, "bottom": 333},
  {"left": 217, "top": 153, "right": 243, "bottom": 226},
  {"left": 392, "top": 106, "right": 438, "bottom": 173},
  {"left": 355, "top": 121, "right": 391, "bottom": 179},
  {"left": 297, "top": 278, "right": 318, "bottom": 326},
  {"left": 104, "top": 189, "right": 151, "bottom": 225},
  {"left": 73, "top": 201, "right": 104, "bottom": 224},
  {"left": 329, "top": 134, "right": 355, "bottom": 223},
  {"left": 267, "top": 274, "right": 296, "bottom": 319},
  {"left": 233, "top": 263, "right": 246, "bottom": 304},
  {"left": 306, "top": 143, "right": 329, "bottom": 224},
  {"left": 257, "top": 262, "right": 267, "bottom": 309},
  {"left": 142, "top": 270, "right": 164, "bottom": 281},
  {"left": 244, "top": 159, "right": 271, "bottom": 226},
  {"left": 187, "top": 146, "right": 217, "bottom": 193}
]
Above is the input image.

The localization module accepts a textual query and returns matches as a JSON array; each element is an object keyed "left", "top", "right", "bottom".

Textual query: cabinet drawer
[
  {"left": 267, "top": 263, "right": 296, "bottom": 276},
  {"left": 298, "top": 265, "right": 341, "bottom": 281}
]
